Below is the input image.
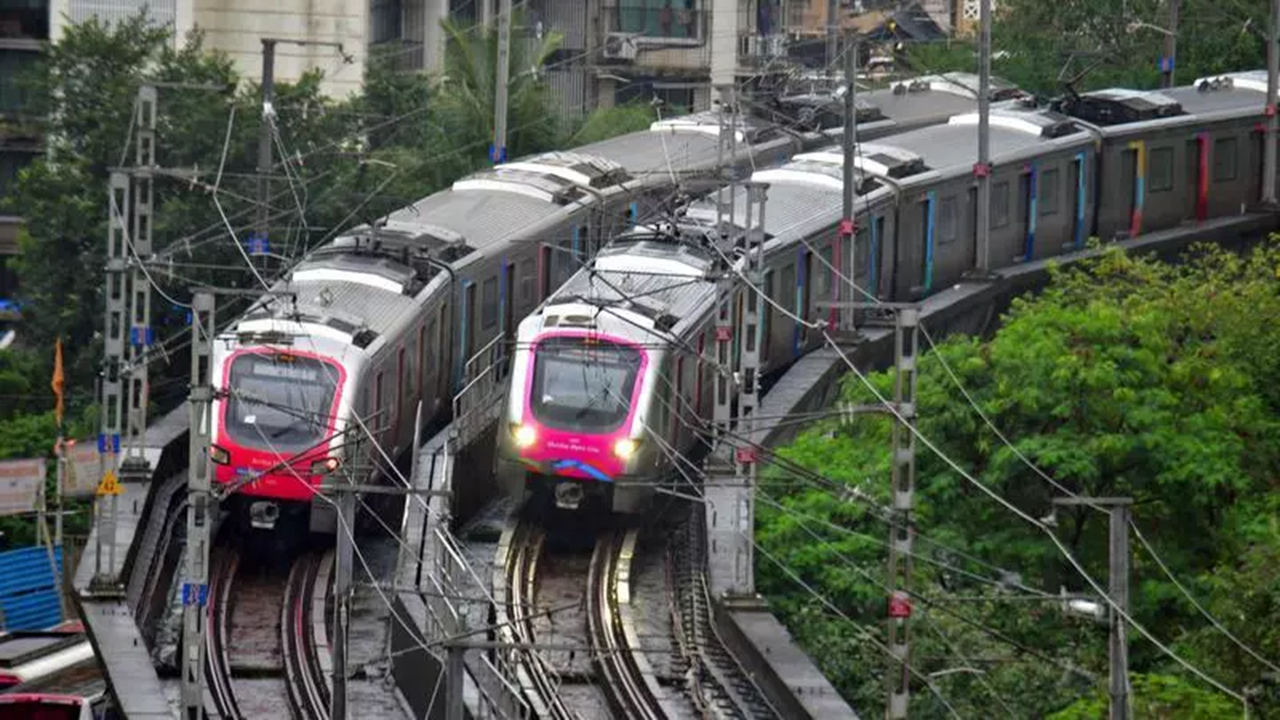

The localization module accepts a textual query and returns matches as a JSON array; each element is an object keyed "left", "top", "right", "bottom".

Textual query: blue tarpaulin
[{"left": 0, "top": 546, "right": 64, "bottom": 631}]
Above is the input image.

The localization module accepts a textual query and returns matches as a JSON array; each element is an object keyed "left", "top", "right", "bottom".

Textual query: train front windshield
[
  {"left": 224, "top": 353, "right": 338, "bottom": 451},
  {"left": 530, "top": 337, "right": 641, "bottom": 433}
]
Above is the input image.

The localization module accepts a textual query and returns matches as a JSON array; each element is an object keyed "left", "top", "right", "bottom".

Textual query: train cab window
[
  {"left": 1150, "top": 147, "right": 1175, "bottom": 192},
  {"left": 529, "top": 337, "right": 642, "bottom": 433},
  {"left": 519, "top": 257, "right": 535, "bottom": 308},
  {"left": 938, "top": 196, "right": 959, "bottom": 244},
  {"left": 481, "top": 277, "right": 499, "bottom": 330},
  {"left": 1040, "top": 169, "right": 1060, "bottom": 215},
  {"left": 1214, "top": 137, "right": 1238, "bottom": 181},
  {"left": 223, "top": 353, "right": 338, "bottom": 451},
  {"left": 993, "top": 181, "right": 1011, "bottom": 228}
]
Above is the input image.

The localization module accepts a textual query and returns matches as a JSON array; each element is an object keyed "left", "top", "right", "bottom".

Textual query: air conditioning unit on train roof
[{"left": 603, "top": 33, "right": 639, "bottom": 62}]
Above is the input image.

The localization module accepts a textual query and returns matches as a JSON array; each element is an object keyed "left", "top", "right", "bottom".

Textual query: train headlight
[
  {"left": 613, "top": 438, "right": 638, "bottom": 460},
  {"left": 511, "top": 423, "right": 537, "bottom": 449},
  {"left": 209, "top": 445, "right": 230, "bottom": 465},
  {"left": 311, "top": 457, "right": 341, "bottom": 475}
]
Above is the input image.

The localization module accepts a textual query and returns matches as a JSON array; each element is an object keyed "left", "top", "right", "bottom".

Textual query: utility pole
[
  {"left": 974, "top": 0, "right": 993, "bottom": 275},
  {"left": 886, "top": 308, "right": 918, "bottom": 720},
  {"left": 93, "top": 169, "right": 128, "bottom": 590},
  {"left": 120, "top": 83, "right": 157, "bottom": 530},
  {"left": 491, "top": 0, "right": 513, "bottom": 165},
  {"left": 331, "top": 484, "right": 355, "bottom": 720},
  {"left": 253, "top": 39, "right": 277, "bottom": 270},
  {"left": 181, "top": 291, "right": 216, "bottom": 720},
  {"left": 1160, "top": 0, "right": 1180, "bottom": 88},
  {"left": 827, "top": 0, "right": 840, "bottom": 72},
  {"left": 254, "top": 39, "right": 349, "bottom": 259},
  {"left": 1054, "top": 497, "right": 1132, "bottom": 720},
  {"left": 1264, "top": 0, "right": 1280, "bottom": 205},
  {"left": 840, "top": 35, "right": 858, "bottom": 332}
]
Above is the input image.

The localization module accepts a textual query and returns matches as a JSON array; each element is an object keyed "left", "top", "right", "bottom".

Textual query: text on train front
[
  {"left": 512, "top": 334, "right": 647, "bottom": 483},
  {"left": 211, "top": 349, "right": 346, "bottom": 503}
]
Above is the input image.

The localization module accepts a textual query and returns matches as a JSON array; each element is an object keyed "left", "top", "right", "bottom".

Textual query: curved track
[
  {"left": 283, "top": 550, "right": 334, "bottom": 720},
  {"left": 588, "top": 528, "right": 673, "bottom": 720},
  {"left": 493, "top": 520, "right": 577, "bottom": 720},
  {"left": 207, "top": 546, "right": 243, "bottom": 719}
]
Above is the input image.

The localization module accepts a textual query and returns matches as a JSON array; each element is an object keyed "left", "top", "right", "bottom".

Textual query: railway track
[
  {"left": 207, "top": 545, "right": 243, "bottom": 719},
  {"left": 588, "top": 528, "right": 677, "bottom": 720},
  {"left": 203, "top": 544, "right": 334, "bottom": 720},
  {"left": 494, "top": 520, "right": 577, "bottom": 719},
  {"left": 283, "top": 550, "right": 335, "bottom": 720}
]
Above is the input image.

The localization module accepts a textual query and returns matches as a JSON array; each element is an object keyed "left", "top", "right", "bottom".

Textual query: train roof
[
  {"left": 543, "top": 237, "right": 716, "bottom": 330},
  {"left": 837, "top": 106, "right": 1091, "bottom": 186},
  {"left": 1053, "top": 70, "right": 1274, "bottom": 134}
]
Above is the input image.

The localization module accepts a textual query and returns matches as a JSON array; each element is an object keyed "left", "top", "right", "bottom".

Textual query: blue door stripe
[
  {"left": 1074, "top": 152, "right": 1087, "bottom": 250},
  {"left": 1026, "top": 163, "right": 1038, "bottom": 260}
]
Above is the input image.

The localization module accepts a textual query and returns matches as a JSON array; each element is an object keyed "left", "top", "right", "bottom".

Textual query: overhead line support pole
[
  {"left": 1161, "top": 0, "right": 1180, "bottom": 88},
  {"left": 1265, "top": 0, "right": 1280, "bottom": 205},
  {"left": 181, "top": 291, "right": 216, "bottom": 720},
  {"left": 841, "top": 34, "right": 858, "bottom": 333},
  {"left": 492, "top": 0, "right": 513, "bottom": 165},
  {"left": 886, "top": 308, "right": 918, "bottom": 719},
  {"left": 331, "top": 481, "right": 355, "bottom": 720},
  {"left": 255, "top": 39, "right": 277, "bottom": 270},
  {"left": 94, "top": 170, "right": 128, "bottom": 591},
  {"left": 974, "top": 0, "right": 993, "bottom": 276},
  {"left": 826, "top": 0, "right": 839, "bottom": 73},
  {"left": 1054, "top": 496, "right": 1132, "bottom": 720}
]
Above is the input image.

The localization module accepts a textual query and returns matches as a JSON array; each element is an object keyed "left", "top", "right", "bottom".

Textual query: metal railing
[{"left": 452, "top": 333, "right": 508, "bottom": 448}]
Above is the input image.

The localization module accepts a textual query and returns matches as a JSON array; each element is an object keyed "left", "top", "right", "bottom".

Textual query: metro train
[
  {"left": 496, "top": 69, "right": 1280, "bottom": 514},
  {"left": 205, "top": 74, "right": 1014, "bottom": 534}
]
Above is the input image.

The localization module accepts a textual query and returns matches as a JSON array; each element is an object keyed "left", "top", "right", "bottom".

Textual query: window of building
[
  {"left": 1040, "top": 168, "right": 1060, "bottom": 215},
  {"left": 1213, "top": 137, "right": 1238, "bottom": 182},
  {"left": 481, "top": 276, "right": 498, "bottom": 330},
  {"left": 616, "top": 0, "right": 699, "bottom": 40},
  {"left": 1149, "top": 147, "right": 1174, "bottom": 192},
  {"left": 369, "top": 0, "right": 403, "bottom": 45},
  {"left": 938, "top": 196, "right": 959, "bottom": 244},
  {"left": 993, "top": 181, "right": 1010, "bottom": 228}
]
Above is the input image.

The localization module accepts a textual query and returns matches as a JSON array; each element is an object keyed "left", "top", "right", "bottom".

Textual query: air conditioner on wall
[{"left": 603, "top": 32, "right": 639, "bottom": 61}]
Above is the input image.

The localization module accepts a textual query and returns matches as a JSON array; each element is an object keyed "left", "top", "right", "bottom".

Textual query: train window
[
  {"left": 375, "top": 371, "right": 386, "bottom": 431},
  {"left": 519, "top": 257, "right": 535, "bottom": 307},
  {"left": 817, "top": 244, "right": 833, "bottom": 296},
  {"left": 1040, "top": 169, "right": 1060, "bottom": 215},
  {"left": 481, "top": 277, "right": 498, "bottom": 330},
  {"left": 780, "top": 263, "right": 796, "bottom": 313},
  {"left": 1213, "top": 137, "right": 1238, "bottom": 181},
  {"left": 418, "top": 325, "right": 427, "bottom": 397},
  {"left": 397, "top": 347, "right": 407, "bottom": 421},
  {"left": 1149, "top": 147, "right": 1174, "bottom": 192},
  {"left": 993, "top": 182, "right": 1010, "bottom": 228},
  {"left": 938, "top": 196, "right": 959, "bottom": 244}
]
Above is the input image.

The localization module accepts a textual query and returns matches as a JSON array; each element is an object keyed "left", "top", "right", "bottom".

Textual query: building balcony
[{"left": 598, "top": 5, "right": 710, "bottom": 72}]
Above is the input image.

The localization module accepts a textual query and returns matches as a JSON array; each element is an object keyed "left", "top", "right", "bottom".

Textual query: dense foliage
[
  {"left": 0, "top": 13, "right": 653, "bottom": 545},
  {"left": 905, "top": 0, "right": 1271, "bottom": 96},
  {"left": 759, "top": 241, "right": 1280, "bottom": 717}
]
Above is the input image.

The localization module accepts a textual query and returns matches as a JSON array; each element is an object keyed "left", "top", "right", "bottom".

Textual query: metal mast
[
  {"left": 181, "top": 291, "right": 216, "bottom": 720},
  {"left": 1265, "top": 0, "right": 1280, "bottom": 205},
  {"left": 492, "top": 0, "right": 512, "bottom": 164},
  {"left": 975, "top": 0, "right": 993, "bottom": 274}
]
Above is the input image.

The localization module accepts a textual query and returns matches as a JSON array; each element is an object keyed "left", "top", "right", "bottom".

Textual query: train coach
[
  {"left": 496, "top": 69, "right": 1280, "bottom": 515},
  {"left": 208, "top": 111, "right": 807, "bottom": 534}
]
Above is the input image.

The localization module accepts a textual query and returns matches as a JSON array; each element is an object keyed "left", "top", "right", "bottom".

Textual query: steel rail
[
  {"left": 588, "top": 528, "right": 672, "bottom": 720},
  {"left": 206, "top": 546, "right": 243, "bottom": 719},
  {"left": 492, "top": 519, "right": 577, "bottom": 720},
  {"left": 283, "top": 551, "right": 331, "bottom": 719}
]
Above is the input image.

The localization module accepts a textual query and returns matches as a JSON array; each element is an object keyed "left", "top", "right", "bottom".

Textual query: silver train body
[{"left": 498, "top": 70, "right": 1280, "bottom": 514}]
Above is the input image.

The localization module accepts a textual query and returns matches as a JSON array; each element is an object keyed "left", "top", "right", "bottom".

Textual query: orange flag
[{"left": 51, "top": 338, "right": 64, "bottom": 427}]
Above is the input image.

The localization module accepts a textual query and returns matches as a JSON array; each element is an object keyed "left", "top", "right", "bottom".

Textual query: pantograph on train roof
[
  {"left": 796, "top": 143, "right": 929, "bottom": 179},
  {"left": 947, "top": 107, "right": 1082, "bottom": 138}
]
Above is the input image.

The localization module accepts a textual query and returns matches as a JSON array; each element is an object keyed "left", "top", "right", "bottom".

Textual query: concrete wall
[{"left": 51, "top": 0, "right": 366, "bottom": 98}]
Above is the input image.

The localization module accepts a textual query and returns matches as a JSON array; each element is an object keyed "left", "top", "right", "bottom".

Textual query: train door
[
  {"left": 502, "top": 262, "right": 515, "bottom": 377},
  {"left": 760, "top": 269, "right": 773, "bottom": 368},
  {"left": 462, "top": 281, "right": 477, "bottom": 387},
  {"left": 417, "top": 324, "right": 429, "bottom": 416},
  {"left": 919, "top": 195, "right": 934, "bottom": 296},
  {"left": 1017, "top": 173, "right": 1032, "bottom": 258},
  {"left": 539, "top": 245, "right": 552, "bottom": 301},
  {"left": 1120, "top": 147, "right": 1138, "bottom": 237},
  {"left": 800, "top": 250, "right": 812, "bottom": 346},
  {"left": 1070, "top": 155, "right": 1085, "bottom": 249},
  {"left": 395, "top": 346, "right": 406, "bottom": 445},
  {"left": 1186, "top": 136, "right": 1205, "bottom": 221}
]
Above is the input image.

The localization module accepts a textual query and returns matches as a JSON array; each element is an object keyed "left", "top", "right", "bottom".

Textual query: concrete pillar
[{"left": 710, "top": 0, "right": 740, "bottom": 103}]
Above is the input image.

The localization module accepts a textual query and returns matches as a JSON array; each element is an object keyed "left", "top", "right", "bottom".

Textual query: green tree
[
  {"left": 568, "top": 103, "right": 659, "bottom": 146},
  {"left": 760, "top": 241, "right": 1280, "bottom": 716}
]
